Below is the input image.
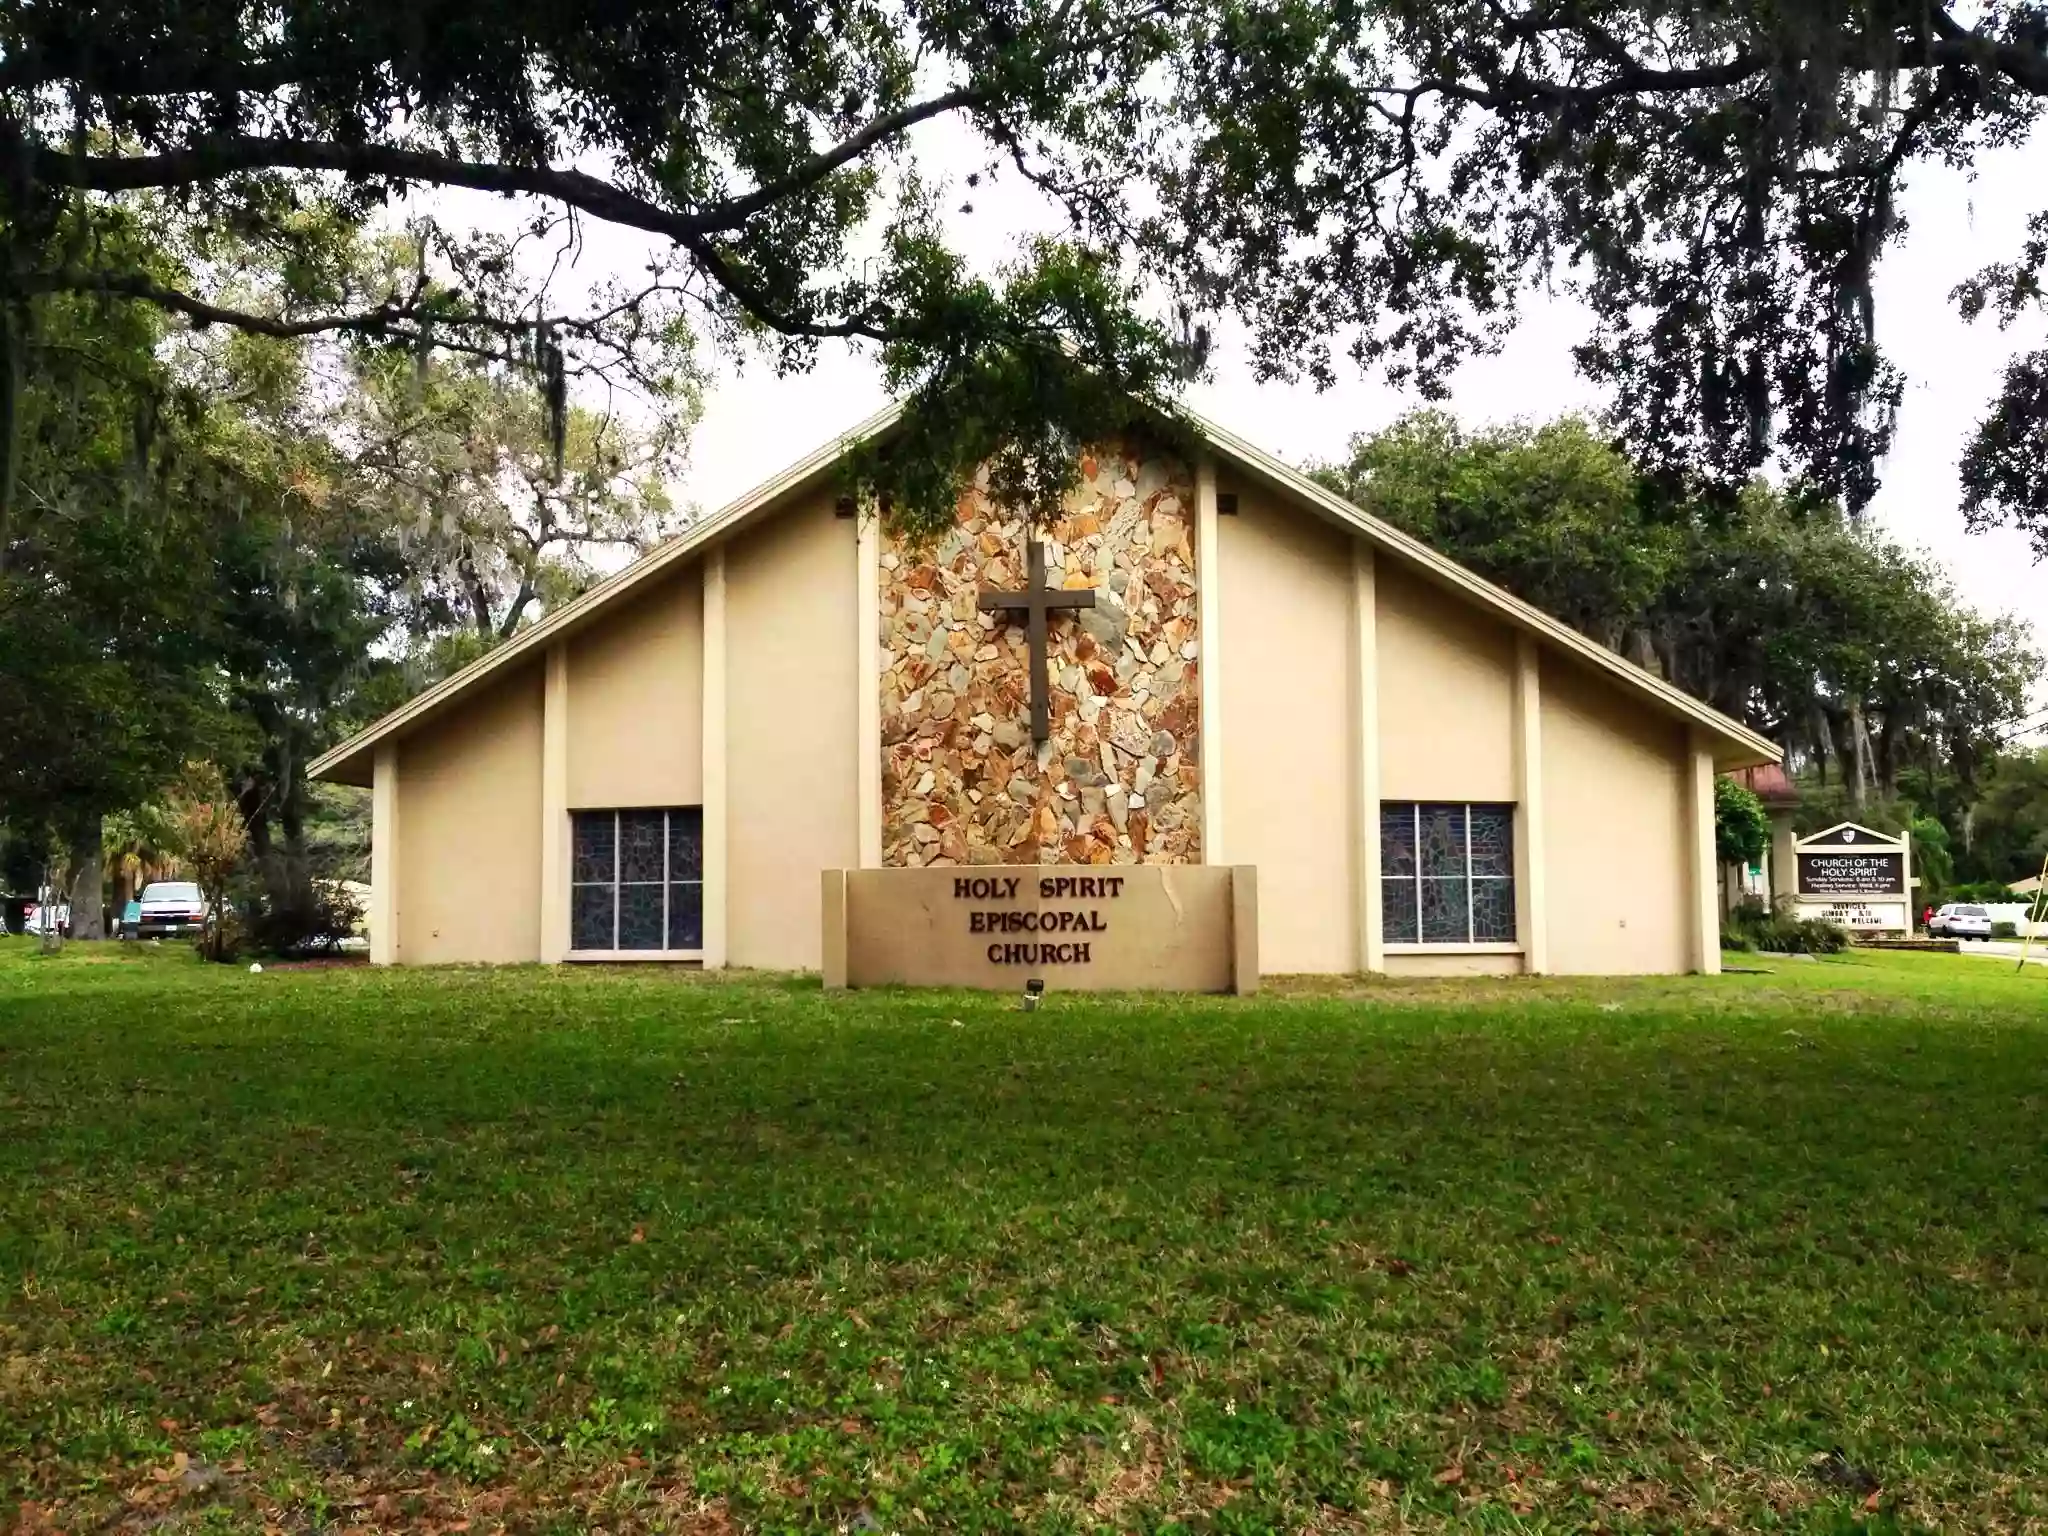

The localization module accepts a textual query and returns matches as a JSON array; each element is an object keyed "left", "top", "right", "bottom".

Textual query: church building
[{"left": 310, "top": 401, "right": 1779, "bottom": 979}]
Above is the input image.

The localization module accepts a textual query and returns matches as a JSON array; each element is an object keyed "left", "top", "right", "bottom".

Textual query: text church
[{"left": 311, "top": 401, "right": 1779, "bottom": 980}]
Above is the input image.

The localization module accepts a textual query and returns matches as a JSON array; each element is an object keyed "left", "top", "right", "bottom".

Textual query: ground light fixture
[{"left": 1021, "top": 978, "right": 1045, "bottom": 1011}]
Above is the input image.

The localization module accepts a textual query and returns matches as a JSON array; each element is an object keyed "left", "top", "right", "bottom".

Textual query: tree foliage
[
  {"left": 1715, "top": 777, "right": 1772, "bottom": 867},
  {"left": 0, "top": 228, "right": 249, "bottom": 917},
  {"left": 1956, "top": 747, "right": 2048, "bottom": 885},
  {"left": 4, "top": 0, "right": 2046, "bottom": 532},
  {"left": 1315, "top": 410, "right": 2042, "bottom": 798},
  {"left": 346, "top": 349, "right": 696, "bottom": 643}
]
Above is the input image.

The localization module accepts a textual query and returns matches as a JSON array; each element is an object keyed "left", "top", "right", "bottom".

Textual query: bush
[
  {"left": 1723, "top": 898, "right": 1850, "bottom": 955},
  {"left": 200, "top": 904, "right": 247, "bottom": 965},
  {"left": 1992, "top": 921, "right": 2019, "bottom": 940},
  {"left": 241, "top": 877, "right": 364, "bottom": 957}
]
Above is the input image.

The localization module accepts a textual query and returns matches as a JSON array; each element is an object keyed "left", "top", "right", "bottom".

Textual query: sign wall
[{"left": 823, "top": 865, "right": 1258, "bottom": 993}]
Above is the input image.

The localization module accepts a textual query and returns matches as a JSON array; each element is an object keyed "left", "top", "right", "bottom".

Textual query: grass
[{"left": 3, "top": 940, "right": 2047, "bottom": 1534}]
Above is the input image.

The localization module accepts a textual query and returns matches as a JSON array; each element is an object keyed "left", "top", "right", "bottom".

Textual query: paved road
[{"left": 1958, "top": 939, "right": 2048, "bottom": 967}]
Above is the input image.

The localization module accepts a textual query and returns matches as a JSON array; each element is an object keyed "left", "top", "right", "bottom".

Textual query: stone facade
[{"left": 880, "top": 435, "right": 1203, "bottom": 867}]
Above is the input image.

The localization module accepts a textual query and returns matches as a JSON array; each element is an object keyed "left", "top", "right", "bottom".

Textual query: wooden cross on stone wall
[{"left": 978, "top": 540, "right": 1095, "bottom": 744}]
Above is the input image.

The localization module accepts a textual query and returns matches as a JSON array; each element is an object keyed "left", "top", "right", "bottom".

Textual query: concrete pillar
[
  {"left": 856, "top": 509, "right": 883, "bottom": 869},
  {"left": 1231, "top": 865, "right": 1259, "bottom": 995},
  {"left": 1769, "top": 812, "right": 1798, "bottom": 908},
  {"left": 1513, "top": 635, "right": 1549, "bottom": 975},
  {"left": 1195, "top": 453, "right": 1225, "bottom": 864},
  {"left": 369, "top": 742, "right": 400, "bottom": 966},
  {"left": 1352, "top": 542, "right": 1384, "bottom": 973},
  {"left": 539, "top": 643, "right": 570, "bottom": 963},
  {"left": 701, "top": 548, "right": 728, "bottom": 968},
  {"left": 1686, "top": 735, "right": 1722, "bottom": 974}
]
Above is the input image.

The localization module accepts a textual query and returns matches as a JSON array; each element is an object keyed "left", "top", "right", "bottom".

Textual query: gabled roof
[
  {"left": 1796, "top": 821, "right": 1907, "bottom": 848},
  {"left": 311, "top": 398, "right": 1780, "bottom": 786}
]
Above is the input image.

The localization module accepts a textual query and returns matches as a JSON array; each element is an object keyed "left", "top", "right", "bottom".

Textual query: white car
[
  {"left": 23, "top": 902, "right": 69, "bottom": 936},
  {"left": 134, "top": 881, "right": 210, "bottom": 939},
  {"left": 1931, "top": 903, "right": 1993, "bottom": 940}
]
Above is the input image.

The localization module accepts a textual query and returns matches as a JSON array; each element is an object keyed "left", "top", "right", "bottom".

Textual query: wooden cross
[{"left": 978, "top": 540, "right": 1096, "bottom": 744}]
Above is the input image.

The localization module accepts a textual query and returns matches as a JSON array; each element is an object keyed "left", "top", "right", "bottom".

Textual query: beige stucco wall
[
  {"left": 1384, "top": 951, "right": 1529, "bottom": 978},
  {"left": 395, "top": 665, "right": 544, "bottom": 964},
  {"left": 724, "top": 493, "right": 861, "bottom": 969},
  {"left": 566, "top": 563, "right": 703, "bottom": 808},
  {"left": 1376, "top": 563, "right": 1517, "bottom": 802},
  {"left": 1216, "top": 479, "right": 1359, "bottom": 973},
  {"left": 1540, "top": 654, "right": 1689, "bottom": 973}
]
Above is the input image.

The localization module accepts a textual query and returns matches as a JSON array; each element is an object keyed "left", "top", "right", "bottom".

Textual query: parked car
[
  {"left": 133, "top": 881, "right": 210, "bottom": 938},
  {"left": 1930, "top": 903, "right": 1993, "bottom": 940},
  {"left": 23, "top": 901, "right": 70, "bottom": 936}
]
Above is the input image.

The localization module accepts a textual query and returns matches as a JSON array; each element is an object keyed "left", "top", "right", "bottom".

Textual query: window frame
[
  {"left": 568, "top": 806, "right": 705, "bottom": 960},
  {"left": 1380, "top": 801, "right": 1521, "bottom": 951}
]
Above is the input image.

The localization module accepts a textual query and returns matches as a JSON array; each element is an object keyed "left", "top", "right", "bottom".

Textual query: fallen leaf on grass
[{"left": 1434, "top": 1466, "right": 1465, "bottom": 1485}]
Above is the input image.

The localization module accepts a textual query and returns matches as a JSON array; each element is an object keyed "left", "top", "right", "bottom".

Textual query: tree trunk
[
  {"left": 1811, "top": 705, "right": 1836, "bottom": 789},
  {"left": 66, "top": 814, "right": 106, "bottom": 940},
  {"left": 1848, "top": 699, "right": 1872, "bottom": 810}
]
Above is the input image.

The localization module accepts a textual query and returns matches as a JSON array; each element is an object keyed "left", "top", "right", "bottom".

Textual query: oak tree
[{"left": 3, "top": 1, "right": 2045, "bottom": 533}]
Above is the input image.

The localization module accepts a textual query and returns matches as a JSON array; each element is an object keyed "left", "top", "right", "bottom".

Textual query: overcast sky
[{"left": 541, "top": 126, "right": 2046, "bottom": 642}]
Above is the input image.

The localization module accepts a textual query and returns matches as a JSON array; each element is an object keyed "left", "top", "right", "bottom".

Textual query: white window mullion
[
  {"left": 1412, "top": 803, "right": 1422, "bottom": 939},
  {"left": 1464, "top": 804, "right": 1476, "bottom": 944}
]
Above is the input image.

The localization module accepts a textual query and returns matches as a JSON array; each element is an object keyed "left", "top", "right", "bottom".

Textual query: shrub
[
  {"left": 1723, "top": 898, "right": 1850, "bottom": 955},
  {"left": 203, "top": 904, "right": 248, "bottom": 964},
  {"left": 241, "top": 877, "right": 363, "bottom": 957},
  {"left": 169, "top": 773, "right": 249, "bottom": 964},
  {"left": 1992, "top": 921, "right": 2019, "bottom": 940}
]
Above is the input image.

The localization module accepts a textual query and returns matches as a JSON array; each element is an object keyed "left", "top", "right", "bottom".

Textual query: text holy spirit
[{"left": 952, "top": 874, "right": 1127, "bottom": 965}]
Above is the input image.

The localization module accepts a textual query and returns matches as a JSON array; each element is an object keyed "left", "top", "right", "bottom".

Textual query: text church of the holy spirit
[{"left": 311, "top": 399, "right": 1779, "bottom": 983}]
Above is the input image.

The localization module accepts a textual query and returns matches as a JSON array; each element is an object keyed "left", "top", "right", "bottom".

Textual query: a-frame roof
[
  {"left": 1796, "top": 821, "right": 1906, "bottom": 848},
  {"left": 310, "top": 399, "right": 1781, "bottom": 786}
]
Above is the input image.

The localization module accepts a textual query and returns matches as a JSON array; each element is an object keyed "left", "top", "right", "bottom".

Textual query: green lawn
[{"left": 4, "top": 942, "right": 2047, "bottom": 1534}]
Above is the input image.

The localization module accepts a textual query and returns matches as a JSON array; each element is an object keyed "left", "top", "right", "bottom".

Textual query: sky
[{"left": 536, "top": 125, "right": 2047, "bottom": 638}]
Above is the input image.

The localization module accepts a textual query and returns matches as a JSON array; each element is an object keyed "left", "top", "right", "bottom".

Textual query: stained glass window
[
  {"left": 569, "top": 808, "right": 705, "bottom": 953},
  {"left": 1380, "top": 803, "right": 1517, "bottom": 945}
]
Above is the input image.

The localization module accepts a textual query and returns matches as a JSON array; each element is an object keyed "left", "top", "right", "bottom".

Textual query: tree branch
[
  {"left": 690, "top": 86, "right": 988, "bottom": 232},
  {"left": 21, "top": 134, "right": 904, "bottom": 342},
  {"left": 1385, "top": 13, "right": 2047, "bottom": 112},
  {"left": 0, "top": 47, "right": 321, "bottom": 98}
]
